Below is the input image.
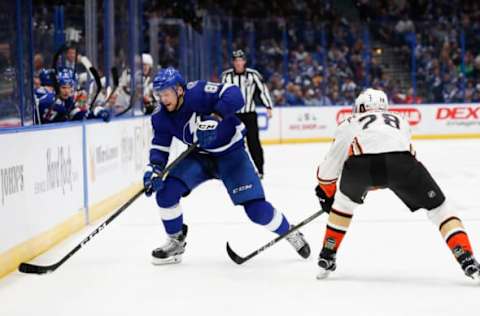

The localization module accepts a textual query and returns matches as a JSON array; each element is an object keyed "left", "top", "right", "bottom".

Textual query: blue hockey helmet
[
  {"left": 57, "top": 67, "right": 76, "bottom": 87},
  {"left": 153, "top": 67, "right": 186, "bottom": 92},
  {"left": 39, "top": 68, "right": 55, "bottom": 86}
]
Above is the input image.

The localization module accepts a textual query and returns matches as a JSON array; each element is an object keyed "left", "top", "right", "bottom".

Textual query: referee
[{"left": 221, "top": 50, "right": 273, "bottom": 178}]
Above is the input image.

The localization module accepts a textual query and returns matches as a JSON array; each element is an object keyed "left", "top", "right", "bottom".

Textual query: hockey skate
[
  {"left": 152, "top": 224, "right": 188, "bottom": 265},
  {"left": 285, "top": 228, "right": 311, "bottom": 259},
  {"left": 454, "top": 246, "right": 480, "bottom": 283},
  {"left": 316, "top": 248, "right": 337, "bottom": 280}
]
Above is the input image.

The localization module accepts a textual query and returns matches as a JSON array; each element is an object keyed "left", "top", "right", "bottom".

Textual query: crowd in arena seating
[
  {"left": 151, "top": 0, "right": 480, "bottom": 106},
  {"left": 18, "top": 0, "right": 480, "bottom": 122},
  {"left": 359, "top": 0, "right": 480, "bottom": 104},
  {"left": 218, "top": 1, "right": 381, "bottom": 106}
]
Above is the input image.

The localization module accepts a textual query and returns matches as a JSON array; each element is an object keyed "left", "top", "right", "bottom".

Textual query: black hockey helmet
[{"left": 232, "top": 49, "right": 246, "bottom": 60}]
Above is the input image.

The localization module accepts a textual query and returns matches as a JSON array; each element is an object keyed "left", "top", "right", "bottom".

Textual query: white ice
[{"left": 1, "top": 140, "right": 479, "bottom": 316}]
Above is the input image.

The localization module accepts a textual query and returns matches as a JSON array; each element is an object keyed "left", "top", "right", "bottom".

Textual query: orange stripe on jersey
[{"left": 320, "top": 182, "right": 337, "bottom": 198}]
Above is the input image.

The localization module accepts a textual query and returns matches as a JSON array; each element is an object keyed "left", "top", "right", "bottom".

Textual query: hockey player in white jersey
[{"left": 314, "top": 88, "right": 480, "bottom": 282}]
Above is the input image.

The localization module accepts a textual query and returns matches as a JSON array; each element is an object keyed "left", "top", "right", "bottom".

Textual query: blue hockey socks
[{"left": 243, "top": 199, "right": 290, "bottom": 235}]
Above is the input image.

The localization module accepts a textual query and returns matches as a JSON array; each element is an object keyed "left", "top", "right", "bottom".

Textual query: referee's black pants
[{"left": 236, "top": 112, "right": 264, "bottom": 175}]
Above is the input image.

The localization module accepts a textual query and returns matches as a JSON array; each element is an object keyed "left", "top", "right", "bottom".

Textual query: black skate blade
[
  {"left": 18, "top": 262, "right": 54, "bottom": 274},
  {"left": 226, "top": 242, "right": 246, "bottom": 265}
]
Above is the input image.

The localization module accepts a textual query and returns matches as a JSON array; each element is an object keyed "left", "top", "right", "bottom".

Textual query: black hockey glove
[{"left": 315, "top": 185, "right": 334, "bottom": 213}]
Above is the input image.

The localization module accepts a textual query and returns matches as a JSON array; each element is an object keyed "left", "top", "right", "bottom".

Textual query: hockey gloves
[
  {"left": 195, "top": 115, "right": 219, "bottom": 148},
  {"left": 143, "top": 164, "right": 165, "bottom": 197},
  {"left": 315, "top": 185, "right": 334, "bottom": 213},
  {"left": 93, "top": 106, "right": 111, "bottom": 122}
]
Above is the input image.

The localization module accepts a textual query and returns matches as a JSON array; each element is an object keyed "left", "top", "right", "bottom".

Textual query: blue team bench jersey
[
  {"left": 150, "top": 80, "right": 247, "bottom": 167},
  {"left": 35, "top": 87, "right": 71, "bottom": 123}
]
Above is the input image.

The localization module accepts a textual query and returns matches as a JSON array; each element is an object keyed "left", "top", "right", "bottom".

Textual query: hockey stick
[
  {"left": 99, "top": 67, "right": 120, "bottom": 108},
  {"left": 114, "top": 93, "right": 134, "bottom": 117},
  {"left": 156, "top": 142, "right": 198, "bottom": 180},
  {"left": 18, "top": 143, "right": 198, "bottom": 274},
  {"left": 115, "top": 72, "right": 135, "bottom": 117},
  {"left": 18, "top": 189, "right": 143, "bottom": 274},
  {"left": 88, "top": 66, "right": 102, "bottom": 111},
  {"left": 226, "top": 209, "right": 326, "bottom": 264}
]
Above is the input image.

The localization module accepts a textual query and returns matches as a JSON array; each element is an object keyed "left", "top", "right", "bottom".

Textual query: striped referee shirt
[{"left": 221, "top": 67, "right": 273, "bottom": 113}]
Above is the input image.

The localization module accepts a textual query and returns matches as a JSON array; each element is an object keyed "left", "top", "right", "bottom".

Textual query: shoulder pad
[
  {"left": 186, "top": 81, "right": 199, "bottom": 90},
  {"left": 152, "top": 105, "right": 162, "bottom": 115}
]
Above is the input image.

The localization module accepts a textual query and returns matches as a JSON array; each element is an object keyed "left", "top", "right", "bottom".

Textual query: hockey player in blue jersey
[
  {"left": 34, "top": 68, "right": 56, "bottom": 108},
  {"left": 35, "top": 67, "right": 110, "bottom": 124},
  {"left": 143, "top": 67, "right": 310, "bottom": 264}
]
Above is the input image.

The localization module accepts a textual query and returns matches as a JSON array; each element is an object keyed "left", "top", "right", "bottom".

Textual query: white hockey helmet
[
  {"left": 142, "top": 53, "right": 153, "bottom": 67},
  {"left": 353, "top": 88, "right": 388, "bottom": 114}
]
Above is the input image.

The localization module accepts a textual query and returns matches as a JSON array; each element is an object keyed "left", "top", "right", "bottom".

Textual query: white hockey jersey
[{"left": 317, "top": 111, "right": 414, "bottom": 185}]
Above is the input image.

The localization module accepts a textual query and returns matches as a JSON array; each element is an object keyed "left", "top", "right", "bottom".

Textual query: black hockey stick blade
[
  {"left": 18, "top": 189, "right": 144, "bottom": 275},
  {"left": 227, "top": 241, "right": 245, "bottom": 264},
  {"left": 226, "top": 209, "right": 325, "bottom": 265},
  {"left": 18, "top": 262, "right": 59, "bottom": 274},
  {"left": 226, "top": 242, "right": 247, "bottom": 264}
]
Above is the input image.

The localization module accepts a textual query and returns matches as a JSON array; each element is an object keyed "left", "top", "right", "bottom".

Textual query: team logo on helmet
[
  {"left": 57, "top": 67, "right": 76, "bottom": 87},
  {"left": 153, "top": 67, "right": 186, "bottom": 92}
]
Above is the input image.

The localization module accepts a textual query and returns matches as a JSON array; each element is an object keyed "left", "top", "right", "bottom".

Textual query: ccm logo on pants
[{"left": 233, "top": 184, "right": 253, "bottom": 194}]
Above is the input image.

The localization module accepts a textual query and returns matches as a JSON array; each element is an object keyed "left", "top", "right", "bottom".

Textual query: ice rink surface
[{"left": 1, "top": 139, "right": 479, "bottom": 316}]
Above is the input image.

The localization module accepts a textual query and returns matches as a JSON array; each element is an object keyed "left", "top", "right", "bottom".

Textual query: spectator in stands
[
  {"left": 33, "top": 53, "right": 44, "bottom": 89},
  {"left": 269, "top": 72, "right": 286, "bottom": 105},
  {"left": 65, "top": 46, "right": 77, "bottom": 69},
  {"left": 315, "top": 89, "right": 332, "bottom": 106},
  {"left": 473, "top": 55, "right": 480, "bottom": 81},
  {"left": 142, "top": 53, "right": 156, "bottom": 114},
  {"left": 464, "top": 80, "right": 477, "bottom": 103},
  {"left": 341, "top": 77, "right": 357, "bottom": 95},
  {"left": 34, "top": 53, "right": 44, "bottom": 73},
  {"left": 285, "top": 83, "right": 305, "bottom": 105},
  {"left": 405, "top": 87, "right": 422, "bottom": 104},
  {"left": 370, "top": 56, "right": 383, "bottom": 81},
  {"left": 147, "top": 0, "right": 480, "bottom": 105},
  {"left": 430, "top": 67, "right": 444, "bottom": 103},
  {"left": 328, "top": 90, "right": 340, "bottom": 106},
  {"left": 442, "top": 72, "right": 458, "bottom": 103},
  {"left": 304, "top": 88, "right": 319, "bottom": 106}
]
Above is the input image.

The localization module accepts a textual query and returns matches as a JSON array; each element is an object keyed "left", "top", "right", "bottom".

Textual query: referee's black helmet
[{"left": 232, "top": 49, "right": 246, "bottom": 60}]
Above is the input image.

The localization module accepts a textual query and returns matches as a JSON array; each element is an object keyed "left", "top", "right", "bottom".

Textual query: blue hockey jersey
[
  {"left": 35, "top": 88, "right": 70, "bottom": 123},
  {"left": 150, "top": 80, "right": 246, "bottom": 167},
  {"left": 35, "top": 87, "right": 95, "bottom": 124}
]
